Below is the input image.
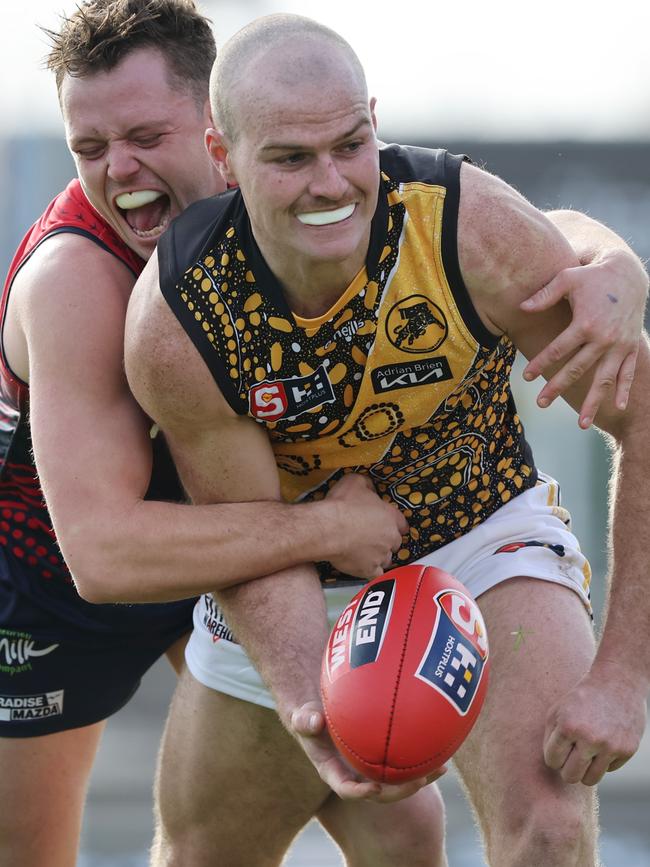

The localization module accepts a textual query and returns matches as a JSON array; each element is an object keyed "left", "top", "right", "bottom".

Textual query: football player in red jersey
[{"left": 0, "top": 3, "right": 417, "bottom": 865}]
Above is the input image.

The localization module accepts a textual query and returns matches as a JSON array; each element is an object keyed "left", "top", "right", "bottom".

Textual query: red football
[{"left": 321, "top": 564, "right": 490, "bottom": 783}]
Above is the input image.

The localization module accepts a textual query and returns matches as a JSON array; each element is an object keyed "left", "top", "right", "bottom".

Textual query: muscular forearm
[
  {"left": 547, "top": 209, "right": 649, "bottom": 279},
  {"left": 213, "top": 565, "right": 329, "bottom": 725},
  {"left": 595, "top": 430, "right": 650, "bottom": 690},
  {"left": 60, "top": 496, "right": 346, "bottom": 604}
]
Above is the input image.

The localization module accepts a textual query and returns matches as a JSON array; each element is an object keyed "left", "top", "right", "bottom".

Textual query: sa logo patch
[
  {"left": 249, "top": 364, "right": 335, "bottom": 421},
  {"left": 416, "top": 589, "right": 489, "bottom": 715},
  {"left": 386, "top": 295, "right": 448, "bottom": 354}
]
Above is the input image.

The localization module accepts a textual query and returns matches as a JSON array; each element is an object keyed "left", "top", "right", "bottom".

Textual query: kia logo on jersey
[
  {"left": 249, "top": 364, "right": 336, "bottom": 421},
  {"left": 371, "top": 357, "right": 453, "bottom": 394}
]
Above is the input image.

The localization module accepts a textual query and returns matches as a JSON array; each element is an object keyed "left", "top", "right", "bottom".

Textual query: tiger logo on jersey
[{"left": 386, "top": 296, "right": 448, "bottom": 354}]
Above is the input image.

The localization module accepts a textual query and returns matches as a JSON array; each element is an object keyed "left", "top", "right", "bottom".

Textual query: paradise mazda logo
[{"left": 0, "top": 690, "right": 64, "bottom": 721}]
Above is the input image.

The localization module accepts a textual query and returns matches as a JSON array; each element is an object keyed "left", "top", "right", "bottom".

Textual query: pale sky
[{"left": 3, "top": 0, "right": 650, "bottom": 141}]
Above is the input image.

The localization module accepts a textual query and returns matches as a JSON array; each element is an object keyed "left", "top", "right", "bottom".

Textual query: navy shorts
[{"left": 0, "top": 550, "right": 195, "bottom": 738}]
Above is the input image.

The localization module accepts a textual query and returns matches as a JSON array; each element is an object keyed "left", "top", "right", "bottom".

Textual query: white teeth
[
  {"left": 115, "top": 190, "right": 163, "bottom": 210},
  {"left": 297, "top": 203, "right": 355, "bottom": 226}
]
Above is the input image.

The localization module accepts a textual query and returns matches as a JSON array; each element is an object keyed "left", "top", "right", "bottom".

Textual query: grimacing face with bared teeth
[
  {"left": 61, "top": 46, "right": 224, "bottom": 261},
  {"left": 207, "top": 38, "right": 381, "bottom": 297}
]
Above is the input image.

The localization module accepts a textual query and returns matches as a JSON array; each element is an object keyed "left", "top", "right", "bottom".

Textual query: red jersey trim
[{"left": 0, "top": 179, "right": 144, "bottom": 403}]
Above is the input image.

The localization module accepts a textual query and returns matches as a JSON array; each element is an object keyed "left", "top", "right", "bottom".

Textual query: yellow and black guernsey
[{"left": 158, "top": 144, "right": 537, "bottom": 583}]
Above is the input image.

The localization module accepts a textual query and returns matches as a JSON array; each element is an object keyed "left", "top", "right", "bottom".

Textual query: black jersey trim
[
  {"left": 8, "top": 226, "right": 141, "bottom": 283},
  {"left": 378, "top": 144, "right": 498, "bottom": 349},
  {"left": 237, "top": 210, "right": 290, "bottom": 314},
  {"left": 366, "top": 175, "right": 390, "bottom": 275},
  {"left": 439, "top": 154, "right": 499, "bottom": 348},
  {"left": 157, "top": 190, "right": 251, "bottom": 416},
  {"left": 158, "top": 189, "right": 240, "bottom": 282},
  {"left": 38, "top": 227, "right": 141, "bottom": 277},
  {"left": 507, "top": 392, "right": 538, "bottom": 487}
]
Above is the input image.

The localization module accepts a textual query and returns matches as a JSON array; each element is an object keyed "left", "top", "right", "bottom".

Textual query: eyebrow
[
  {"left": 260, "top": 117, "right": 372, "bottom": 153},
  {"left": 69, "top": 121, "right": 172, "bottom": 148}
]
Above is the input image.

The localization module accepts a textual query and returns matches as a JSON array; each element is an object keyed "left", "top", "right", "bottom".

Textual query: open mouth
[
  {"left": 296, "top": 203, "right": 356, "bottom": 226},
  {"left": 115, "top": 189, "right": 171, "bottom": 239}
]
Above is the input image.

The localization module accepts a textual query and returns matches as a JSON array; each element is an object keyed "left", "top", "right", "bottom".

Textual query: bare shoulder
[
  {"left": 457, "top": 161, "right": 578, "bottom": 334},
  {"left": 125, "top": 253, "right": 233, "bottom": 430},
  {"left": 6, "top": 232, "right": 137, "bottom": 382},
  {"left": 12, "top": 231, "right": 134, "bottom": 314}
]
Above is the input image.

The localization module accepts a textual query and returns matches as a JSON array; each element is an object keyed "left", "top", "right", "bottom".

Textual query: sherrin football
[{"left": 320, "top": 564, "right": 490, "bottom": 783}]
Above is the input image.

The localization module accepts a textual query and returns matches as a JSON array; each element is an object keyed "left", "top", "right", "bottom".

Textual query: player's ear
[{"left": 205, "top": 128, "right": 237, "bottom": 185}]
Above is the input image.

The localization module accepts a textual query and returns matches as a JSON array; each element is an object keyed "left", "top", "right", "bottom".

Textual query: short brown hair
[{"left": 45, "top": 0, "right": 215, "bottom": 105}]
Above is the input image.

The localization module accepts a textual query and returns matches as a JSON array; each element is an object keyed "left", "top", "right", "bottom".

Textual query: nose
[
  {"left": 307, "top": 156, "right": 348, "bottom": 201},
  {"left": 106, "top": 142, "right": 140, "bottom": 182}
]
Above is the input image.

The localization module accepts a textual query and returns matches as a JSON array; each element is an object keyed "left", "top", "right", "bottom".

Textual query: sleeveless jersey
[
  {"left": 158, "top": 145, "right": 537, "bottom": 583},
  {"left": 0, "top": 179, "right": 191, "bottom": 636}
]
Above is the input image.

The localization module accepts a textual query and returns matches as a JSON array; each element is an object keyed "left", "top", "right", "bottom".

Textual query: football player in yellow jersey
[{"left": 124, "top": 13, "right": 650, "bottom": 867}]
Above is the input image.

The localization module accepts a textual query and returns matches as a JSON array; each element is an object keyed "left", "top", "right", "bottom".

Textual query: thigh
[
  {"left": 153, "top": 666, "right": 332, "bottom": 867},
  {"left": 452, "top": 577, "right": 598, "bottom": 857},
  {"left": 0, "top": 721, "right": 104, "bottom": 867},
  {"left": 317, "top": 783, "right": 448, "bottom": 867}
]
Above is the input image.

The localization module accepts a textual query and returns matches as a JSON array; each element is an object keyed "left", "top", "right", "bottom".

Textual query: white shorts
[{"left": 185, "top": 473, "right": 592, "bottom": 709}]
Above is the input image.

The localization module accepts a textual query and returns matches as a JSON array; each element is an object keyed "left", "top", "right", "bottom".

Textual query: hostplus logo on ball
[{"left": 416, "top": 590, "right": 489, "bottom": 715}]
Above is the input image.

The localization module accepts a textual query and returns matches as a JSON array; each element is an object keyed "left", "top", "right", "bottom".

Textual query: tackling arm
[
  {"left": 459, "top": 162, "right": 650, "bottom": 783},
  {"left": 525, "top": 209, "right": 648, "bottom": 422},
  {"left": 17, "top": 236, "right": 402, "bottom": 603}
]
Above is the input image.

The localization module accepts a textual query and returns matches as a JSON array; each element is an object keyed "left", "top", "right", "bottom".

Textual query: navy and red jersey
[{"left": 0, "top": 179, "right": 190, "bottom": 640}]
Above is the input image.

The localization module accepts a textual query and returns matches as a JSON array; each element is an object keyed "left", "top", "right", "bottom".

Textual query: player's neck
[
  {"left": 263, "top": 239, "right": 370, "bottom": 319},
  {"left": 281, "top": 269, "right": 361, "bottom": 319}
]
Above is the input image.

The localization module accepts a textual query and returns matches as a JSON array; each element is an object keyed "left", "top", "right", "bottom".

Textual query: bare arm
[
  {"left": 523, "top": 209, "right": 648, "bottom": 424},
  {"left": 459, "top": 162, "right": 650, "bottom": 783},
  {"left": 15, "top": 235, "right": 402, "bottom": 604}
]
